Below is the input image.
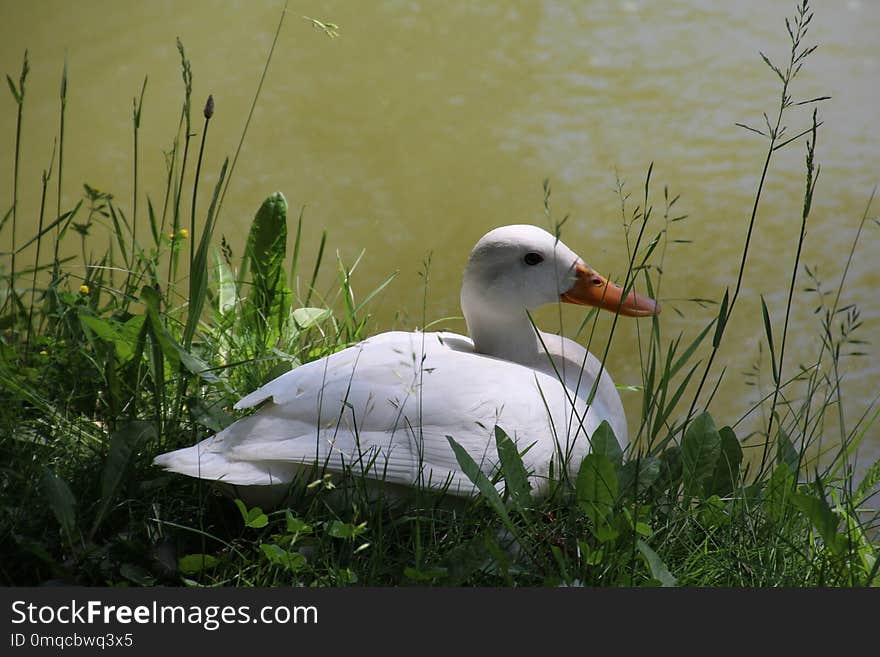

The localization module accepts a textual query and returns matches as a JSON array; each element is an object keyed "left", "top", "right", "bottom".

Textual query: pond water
[{"left": 1, "top": 0, "right": 878, "bottom": 470}]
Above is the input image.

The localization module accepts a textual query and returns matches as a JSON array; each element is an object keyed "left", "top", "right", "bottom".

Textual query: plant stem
[
  {"left": 190, "top": 96, "right": 213, "bottom": 269},
  {"left": 53, "top": 55, "right": 68, "bottom": 281},
  {"left": 760, "top": 110, "right": 820, "bottom": 476},
  {"left": 163, "top": 132, "right": 181, "bottom": 294},
  {"left": 126, "top": 77, "right": 148, "bottom": 298},
  {"left": 6, "top": 50, "right": 29, "bottom": 322},
  {"left": 215, "top": 0, "right": 290, "bottom": 225},
  {"left": 26, "top": 146, "right": 56, "bottom": 357}
]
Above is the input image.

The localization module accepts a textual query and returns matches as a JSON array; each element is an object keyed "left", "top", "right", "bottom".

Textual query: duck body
[
  {"left": 154, "top": 328, "right": 625, "bottom": 496},
  {"left": 154, "top": 225, "right": 658, "bottom": 498}
]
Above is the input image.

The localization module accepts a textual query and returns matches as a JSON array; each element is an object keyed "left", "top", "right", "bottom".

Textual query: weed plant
[{"left": 0, "top": 1, "right": 877, "bottom": 586}]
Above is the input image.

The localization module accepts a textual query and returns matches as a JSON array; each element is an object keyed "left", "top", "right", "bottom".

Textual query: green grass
[{"left": 1, "top": 0, "right": 878, "bottom": 587}]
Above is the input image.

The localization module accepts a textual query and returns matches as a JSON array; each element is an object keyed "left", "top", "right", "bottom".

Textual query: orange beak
[{"left": 561, "top": 263, "right": 660, "bottom": 317}]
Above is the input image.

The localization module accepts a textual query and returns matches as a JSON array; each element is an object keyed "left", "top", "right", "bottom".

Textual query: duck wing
[{"left": 153, "top": 331, "right": 597, "bottom": 495}]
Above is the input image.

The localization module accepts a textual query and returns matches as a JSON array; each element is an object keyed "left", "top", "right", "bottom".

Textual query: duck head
[{"left": 460, "top": 224, "right": 659, "bottom": 361}]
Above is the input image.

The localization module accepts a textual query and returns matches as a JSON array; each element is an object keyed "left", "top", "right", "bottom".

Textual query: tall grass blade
[
  {"left": 711, "top": 288, "right": 729, "bottom": 349},
  {"left": 215, "top": 0, "right": 290, "bottom": 224},
  {"left": 760, "top": 295, "right": 779, "bottom": 384},
  {"left": 304, "top": 229, "right": 327, "bottom": 307},
  {"left": 290, "top": 205, "right": 304, "bottom": 286},
  {"left": 7, "top": 50, "right": 29, "bottom": 320},
  {"left": 184, "top": 158, "right": 228, "bottom": 348},
  {"left": 130, "top": 76, "right": 148, "bottom": 276},
  {"left": 26, "top": 147, "right": 56, "bottom": 354},
  {"left": 353, "top": 271, "right": 398, "bottom": 317}
]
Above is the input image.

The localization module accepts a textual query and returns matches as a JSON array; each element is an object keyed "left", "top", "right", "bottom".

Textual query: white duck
[{"left": 153, "top": 225, "right": 659, "bottom": 498}]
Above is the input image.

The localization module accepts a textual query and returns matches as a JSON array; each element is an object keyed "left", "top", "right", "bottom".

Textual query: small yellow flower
[
  {"left": 168, "top": 232, "right": 176, "bottom": 240},
  {"left": 178, "top": 228, "right": 189, "bottom": 239},
  {"left": 39, "top": 350, "right": 49, "bottom": 356},
  {"left": 79, "top": 284, "right": 90, "bottom": 294}
]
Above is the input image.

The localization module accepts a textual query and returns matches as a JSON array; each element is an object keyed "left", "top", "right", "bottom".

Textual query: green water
[{"left": 1, "top": 0, "right": 878, "bottom": 466}]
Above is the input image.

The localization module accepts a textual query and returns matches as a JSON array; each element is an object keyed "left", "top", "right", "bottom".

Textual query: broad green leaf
[
  {"left": 234, "top": 499, "right": 268, "bottom": 528},
  {"left": 447, "top": 435, "right": 515, "bottom": 533},
  {"left": 186, "top": 396, "right": 234, "bottom": 432},
  {"left": 175, "top": 345, "right": 220, "bottom": 383},
  {"left": 326, "top": 520, "right": 367, "bottom": 539},
  {"left": 141, "top": 286, "right": 218, "bottom": 382},
  {"left": 655, "top": 446, "right": 683, "bottom": 492},
  {"left": 292, "top": 307, "right": 332, "bottom": 330},
  {"left": 494, "top": 426, "right": 532, "bottom": 506},
  {"left": 576, "top": 453, "right": 618, "bottom": 526},
  {"left": 589, "top": 421, "right": 623, "bottom": 466},
  {"left": 593, "top": 523, "right": 619, "bottom": 543},
  {"left": 706, "top": 426, "right": 743, "bottom": 497},
  {"left": 681, "top": 411, "right": 721, "bottom": 496},
  {"left": 78, "top": 312, "right": 144, "bottom": 363},
  {"left": 854, "top": 455, "right": 880, "bottom": 506},
  {"left": 791, "top": 492, "right": 846, "bottom": 556},
  {"left": 91, "top": 421, "right": 156, "bottom": 538},
  {"left": 119, "top": 563, "right": 156, "bottom": 586},
  {"left": 245, "top": 192, "right": 290, "bottom": 339},
  {"left": 178, "top": 554, "right": 219, "bottom": 574},
  {"left": 776, "top": 426, "right": 799, "bottom": 473},
  {"left": 260, "top": 544, "right": 307, "bottom": 572},
  {"left": 637, "top": 539, "right": 677, "bottom": 587},
  {"left": 101, "top": 421, "right": 154, "bottom": 502},
  {"left": 442, "top": 532, "right": 492, "bottom": 585},
  {"left": 41, "top": 468, "right": 77, "bottom": 539},
  {"left": 617, "top": 456, "right": 661, "bottom": 500},
  {"left": 214, "top": 246, "right": 237, "bottom": 315},
  {"left": 78, "top": 313, "right": 120, "bottom": 355},
  {"left": 404, "top": 566, "right": 448, "bottom": 582},
  {"left": 142, "top": 285, "right": 180, "bottom": 371},
  {"left": 635, "top": 522, "right": 653, "bottom": 537},
  {"left": 698, "top": 494, "right": 729, "bottom": 527},
  {"left": 285, "top": 511, "right": 312, "bottom": 536},
  {"left": 766, "top": 462, "right": 794, "bottom": 524}
]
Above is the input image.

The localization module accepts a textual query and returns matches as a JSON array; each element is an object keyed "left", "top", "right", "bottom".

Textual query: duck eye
[{"left": 524, "top": 252, "right": 544, "bottom": 266}]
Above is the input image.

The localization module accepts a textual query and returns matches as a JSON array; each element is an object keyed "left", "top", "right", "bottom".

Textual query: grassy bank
[{"left": 1, "top": 1, "right": 877, "bottom": 586}]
